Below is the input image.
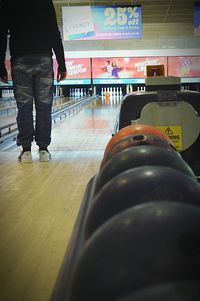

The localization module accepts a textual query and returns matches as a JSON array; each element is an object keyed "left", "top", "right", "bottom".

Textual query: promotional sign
[
  {"left": 92, "top": 57, "right": 167, "bottom": 79},
  {"left": 5, "top": 60, "right": 11, "bottom": 80},
  {"left": 0, "top": 60, "right": 12, "bottom": 86},
  {"left": 194, "top": 2, "right": 200, "bottom": 36},
  {"left": 168, "top": 56, "right": 200, "bottom": 77},
  {"left": 53, "top": 58, "right": 91, "bottom": 79},
  {"left": 62, "top": 5, "right": 142, "bottom": 40}
]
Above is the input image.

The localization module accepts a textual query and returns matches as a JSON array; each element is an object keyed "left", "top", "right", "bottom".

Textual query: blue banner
[
  {"left": 54, "top": 79, "right": 91, "bottom": 85},
  {"left": 62, "top": 6, "right": 142, "bottom": 40},
  {"left": 194, "top": 2, "right": 200, "bottom": 36},
  {"left": 93, "top": 78, "right": 145, "bottom": 84}
]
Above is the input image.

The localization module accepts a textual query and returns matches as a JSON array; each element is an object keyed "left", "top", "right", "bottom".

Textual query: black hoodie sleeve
[
  {"left": 47, "top": 0, "right": 66, "bottom": 73},
  {"left": 0, "top": 0, "right": 9, "bottom": 77}
]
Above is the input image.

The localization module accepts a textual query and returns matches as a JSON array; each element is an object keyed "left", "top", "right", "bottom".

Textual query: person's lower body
[{"left": 11, "top": 55, "right": 54, "bottom": 162}]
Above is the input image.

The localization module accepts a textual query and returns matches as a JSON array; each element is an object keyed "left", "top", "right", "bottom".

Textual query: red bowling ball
[
  {"left": 103, "top": 124, "right": 173, "bottom": 159},
  {"left": 101, "top": 133, "right": 175, "bottom": 168}
]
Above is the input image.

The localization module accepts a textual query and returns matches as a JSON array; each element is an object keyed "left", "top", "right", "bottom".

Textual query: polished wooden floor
[{"left": 0, "top": 96, "right": 121, "bottom": 301}]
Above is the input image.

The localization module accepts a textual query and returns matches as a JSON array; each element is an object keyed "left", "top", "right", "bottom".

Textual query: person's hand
[
  {"left": 57, "top": 71, "right": 67, "bottom": 82},
  {"left": 0, "top": 74, "right": 8, "bottom": 84}
]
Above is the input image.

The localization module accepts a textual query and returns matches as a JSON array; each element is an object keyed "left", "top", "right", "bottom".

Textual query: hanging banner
[
  {"left": 62, "top": 6, "right": 142, "bottom": 40},
  {"left": 194, "top": 2, "right": 200, "bottom": 36},
  {"left": 53, "top": 58, "right": 91, "bottom": 79},
  {"left": 92, "top": 57, "right": 167, "bottom": 79},
  {"left": 0, "top": 60, "right": 12, "bottom": 86},
  {"left": 5, "top": 60, "right": 11, "bottom": 80},
  {"left": 168, "top": 56, "right": 200, "bottom": 77}
]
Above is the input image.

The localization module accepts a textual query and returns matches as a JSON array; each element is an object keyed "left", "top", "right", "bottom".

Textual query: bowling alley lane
[{"left": 0, "top": 96, "right": 121, "bottom": 301}]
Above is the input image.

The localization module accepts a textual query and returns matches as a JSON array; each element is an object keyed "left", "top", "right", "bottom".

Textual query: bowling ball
[
  {"left": 104, "top": 124, "right": 173, "bottom": 157},
  {"left": 96, "top": 145, "right": 195, "bottom": 193},
  {"left": 115, "top": 280, "right": 200, "bottom": 301},
  {"left": 85, "top": 166, "right": 200, "bottom": 240},
  {"left": 101, "top": 133, "right": 175, "bottom": 168},
  {"left": 69, "top": 202, "right": 200, "bottom": 301},
  {"left": 104, "top": 92, "right": 110, "bottom": 98}
]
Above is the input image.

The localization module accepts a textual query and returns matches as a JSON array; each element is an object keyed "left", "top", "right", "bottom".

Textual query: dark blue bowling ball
[
  {"left": 115, "top": 280, "right": 200, "bottom": 301},
  {"left": 96, "top": 145, "right": 196, "bottom": 194},
  {"left": 69, "top": 202, "right": 200, "bottom": 301},
  {"left": 85, "top": 166, "right": 200, "bottom": 240}
]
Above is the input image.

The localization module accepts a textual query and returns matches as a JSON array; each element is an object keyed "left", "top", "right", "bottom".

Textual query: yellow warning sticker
[{"left": 156, "top": 125, "right": 183, "bottom": 151}]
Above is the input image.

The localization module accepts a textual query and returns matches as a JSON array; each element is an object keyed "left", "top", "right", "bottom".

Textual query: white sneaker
[
  {"left": 18, "top": 151, "right": 33, "bottom": 163},
  {"left": 39, "top": 150, "right": 51, "bottom": 162}
]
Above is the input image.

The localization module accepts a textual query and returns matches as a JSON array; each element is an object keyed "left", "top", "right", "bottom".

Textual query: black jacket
[{"left": 0, "top": 0, "right": 66, "bottom": 77}]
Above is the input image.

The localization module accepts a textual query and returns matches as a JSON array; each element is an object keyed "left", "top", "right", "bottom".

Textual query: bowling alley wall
[
  {"left": 1, "top": 55, "right": 200, "bottom": 99},
  {"left": 3, "top": 55, "right": 200, "bottom": 83}
]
